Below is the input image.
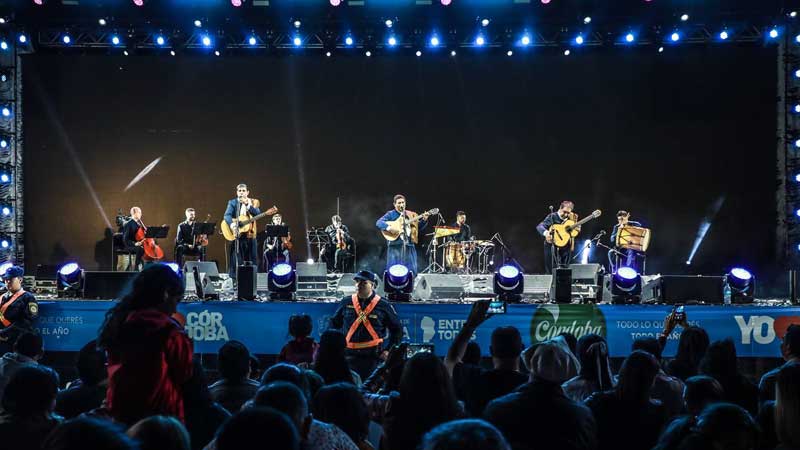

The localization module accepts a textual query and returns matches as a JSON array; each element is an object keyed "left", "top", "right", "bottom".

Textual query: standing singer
[
  {"left": 536, "top": 201, "right": 579, "bottom": 274},
  {"left": 223, "top": 184, "right": 261, "bottom": 278}
]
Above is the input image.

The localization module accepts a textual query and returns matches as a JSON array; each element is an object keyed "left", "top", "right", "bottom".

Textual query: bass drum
[
  {"left": 445, "top": 242, "right": 465, "bottom": 269},
  {"left": 616, "top": 226, "right": 651, "bottom": 252}
]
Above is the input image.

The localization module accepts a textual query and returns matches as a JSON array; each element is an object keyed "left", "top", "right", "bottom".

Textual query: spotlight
[
  {"left": 796, "top": 34, "right": 800, "bottom": 43},
  {"left": 416, "top": 50, "right": 422, "bottom": 56},
  {"left": 0, "top": 262, "right": 11, "bottom": 276},
  {"left": 294, "top": 20, "right": 301, "bottom": 29},
  {"left": 0, "top": 41, "right": 8, "bottom": 51},
  {"left": 795, "top": 173, "right": 800, "bottom": 182},
  {"left": 0, "top": 174, "right": 9, "bottom": 183},
  {"left": 170, "top": 50, "right": 176, "bottom": 56},
  {"left": 384, "top": 264, "right": 413, "bottom": 302},
  {"left": 388, "top": 36, "right": 397, "bottom": 46},
  {"left": 625, "top": 33, "right": 635, "bottom": 42},
  {"left": 792, "top": 11, "right": 798, "bottom": 18},
  {"left": 494, "top": 264, "right": 523, "bottom": 302},
  {"left": 326, "top": 51, "right": 331, "bottom": 57},
  {"left": 475, "top": 35, "right": 485, "bottom": 46},
  {"left": 1, "top": 107, "right": 10, "bottom": 117},
  {"left": 450, "top": 50, "right": 456, "bottom": 56},
  {"left": 430, "top": 36, "right": 440, "bottom": 47},
  {"left": 123, "top": 50, "right": 129, "bottom": 56},
  {"left": 583, "top": 16, "right": 591, "bottom": 24},
  {"left": 57, "top": 262, "right": 83, "bottom": 295},
  {"left": 98, "top": 18, "right": 107, "bottom": 26},
  {"left": 293, "top": 36, "right": 302, "bottom": 46},
  {"left": 796, "top": 208, "right": 800, "bottom": 217},
  {"left": 521, "top": 34, "right": 531, "bottom": 46},
  {"left": 155, "top": 35, "right": 165, "bottom": 46},
  {"left": 1, "top": 207, "right": 10, "bottom": 216},
  {"left": 506, "top": 50, "right": 513, "bottom": 56},
  {"left": 564, "top": 49, "right": 570, "bottom": 56},
  {"left": 111, "top": 35, "right": 120, "bottom": 45},
  {"left": 670, "top": 32, "right": 680, "bottom": 42},
  {"left": 34, "top": 0, "right": 43, "bottom": 4},
  {"left": 385, "top": 19, "right": 393, "bottom": 28},
  {"left": 770, "top": 28, "right": 779, "bottom": 39},
  {"left": 330, "top": 0, "right": 341, "bottom": 5},
  {"left": 194, "top": 20, "right": 202, "bottom": 28},
  {"left": 575, "top": 35, "right": 584, "bottom": 45},
  {"left": 481, "top": 18, "right": 490, "bottom": 27},
  {"left": 611, "top": 266, "right": 642, "bottom": 304},
  {"left": 796, "top": 138, "right": 800, "bottom": 147},
  {"left": 231, "top": 0, "right": 242, "bottom": 6},
  {"left": 0, "top": 139, "right": 7, "bottom": 149},
  {"left": 724, "top": 267, "right": 755, "bottom": 303},
  {"left": 345, "top": 36, "right": 353, "bottom": 46},
  {"left": 165, "top": 262, "right": 180, "bottom": 274},
  {"left": 0, "top": 18, "right": 4, "bottom": 24},
  {"left": 18, "top": 35, "right": 26, "bottom": 44},
  {"left": 680, "top": 14, "right": 689, "bottom": 21},
  {"left": 62, "top": 35, "right": 71, "bottom": 45},
  {"left": 658, "top": 46, "right": 664, "bottom": 53},
  {"left": 268, "top": 263, "right": 296, "bottom": 301},
  {"left": 133, "top": 0, "right": 144, "bottom": 6},
  {"left": 0, "top": 239, "right": 10, "bottom": 249},
  {"left": 719, "top": 30, "right": 729, "bottom": 40},
  {"left": 306, "top": 258, "right": 314, "bottom": 264},
  {"left": 248, "top": 36, "right": 257, "bottom": 46},
  {"left": 796, "top": 69, "right": 800, "bottom": 78},
  {"left": 214, "top": 50, "right": 220, "bottom": 56},
  {"left": 201, "top": 35, "right": 212, "bottom": 47},
  {"left": 541, "top": 0, "right": 550, "bottom": 3},
  {"left": 441, "top": 0, "right": 451, "bottom": 5},
  {"left": 365, "top": 50, "right": 371, "bottom": 57}
]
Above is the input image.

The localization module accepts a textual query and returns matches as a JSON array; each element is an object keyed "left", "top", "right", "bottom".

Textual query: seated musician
[
  {"left": 452, "top": 211, "right": 472, "bottom": 242},
  {"left": 323, "top": 215, "right": 354, "bottom": 273},
  {"left": 122, "top": 207, "right": 145, "bottom": 271},
  {"left": 175, "top": 208, "right": 206, "bottom": 269},
  {"left": 264, "top": 214, "right": 291, "bottom": 270},
  {"left": 609, "top": 210, "right": 643, "bottom": 272}
]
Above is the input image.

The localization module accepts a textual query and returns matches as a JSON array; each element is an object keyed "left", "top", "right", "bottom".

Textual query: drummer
[
  {"left": 452, "top": 211, "right": 472, "bottom": 242},
  {"left": 609, "top": 210, "right": 643, "bottom": 273}
]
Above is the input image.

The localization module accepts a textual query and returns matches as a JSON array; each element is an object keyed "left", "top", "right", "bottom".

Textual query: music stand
[
  {"left": 266, "top": 225, "right": 289, "bottom": 238},
  {"left": 307, "top": 228, "right": 331, "bottom": 266},
  {"left": 194, "top": 222, "right": 216, "bottom": 237},
  {"left": 145, "top": 226, "right": 169, "bottom": 239}
]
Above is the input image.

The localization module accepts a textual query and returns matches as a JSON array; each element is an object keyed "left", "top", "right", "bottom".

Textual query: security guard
[
  {"left": 329, "top": 270, "right": 403, "bottom": 378},
  {"left": 0, "top": 266, "right": 38, "bottom": 354}
]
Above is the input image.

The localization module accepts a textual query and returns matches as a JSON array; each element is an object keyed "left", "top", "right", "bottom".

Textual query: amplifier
[{"left": 645, "top": 275, "right": 724, "bottom": 304}]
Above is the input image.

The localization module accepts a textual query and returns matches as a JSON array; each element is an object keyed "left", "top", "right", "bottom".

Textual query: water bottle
[{"left": 723, "top": 281, "right": 731, "bottom": 305}]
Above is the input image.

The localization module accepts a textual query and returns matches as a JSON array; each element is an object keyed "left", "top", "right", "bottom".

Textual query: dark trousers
[
  {"left": 544, "top": 242, "right": 571, "bottom": 274},
  {"left": 125, "top": 246, "right": 144, "bottom": 271},
  {"left": 175, "top": 244, "right": 205, "bottom": 269},
  {"left": 387, "top": 243, "right": 418, "bottom": 274},
  {"left": 334, "top": 249, "right": 353, "bottom": 272},
  {"left": 229, "top": 237, "right": 258, "bottom": 278},
  {"left": 264, "top": 248, "right": 290, "bottom": 271},
  {"left": 346, "top": 350, "right": 382, "bottom": 380}
]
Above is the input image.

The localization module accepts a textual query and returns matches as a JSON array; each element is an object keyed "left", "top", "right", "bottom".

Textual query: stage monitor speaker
[
  {"left": 414, "top": 274, "right": 465, "bottom": 300},
  {"left": 551, "top": 268, "right": 573, "bottom": 303},
  {"left": 295, "top": 262, "right": 328, "bottom": 297},
  {"left": 569, "top": 264, "right": 603, "bottom": 285},
  {"left": 651, "top": 275, "right": 724, "bottom": 304},
  {"left": 237, "top": 265, "right": 257, "bottom": 300},
  {"left": 82, "top": 271, "right": 138, "bottom": 299},
  {"left": 184, "top": 261, "right": 219, "bottom": 277}
]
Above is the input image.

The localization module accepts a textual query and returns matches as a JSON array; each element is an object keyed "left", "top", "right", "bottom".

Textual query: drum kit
[{"left": 422, "top": 226, "right": 496, "bottom": 274}]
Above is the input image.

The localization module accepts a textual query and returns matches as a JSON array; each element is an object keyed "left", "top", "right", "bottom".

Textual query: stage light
[
  {"left": 155, "top": 35, "right": 165, "bottom": 46},
  {"left": 796, "top": 208, "right": 800, "bottom": 217},
  {"left": 111, "top": 35, "right": 120, "bottom": 45},
  {"left": 34, "top": 0, "right": 43, "bottom": 4},
  {"left": 575, "top": 35, "right": 584, "bottom": 45},
  {"left": 506, "top": 50, "right": 513, "bottom": 56},
  {"left": 795, "top": 138, "right": 800, "bottom": 147},
  {"left": 416, "top": 50, "right": 422, "bottom": 56},
  {"left": 170, "top": 50, "right": 176, "bottom": 56},
  {"left": 430, "top": 36, "right": 440, "bottom": 47},
  {"left": 345, "top": 36, "right": 353, "bottom": 46},
  {"left": 384, "top": 264, "right": 414, "bottom": 302},
  {"left": 214, "top": 50, "right": 220, "bottom": 56},
  {"left": 680, "top": 14, "right": 689, "bottom": 21},
  {"left": 0, "top": 42, "right": 8, "bottom": 51},
  {"left": 792, "top": 11, "right": 798, "bottom": 18},
  {"left": 62, "top": 35, "right": 71, "bottom": 45},
  {"left": 194, "top": 20, "right": 202, "bottom": 28},
  {"left": 670, "top": 32, "right": 680, "bottom": 42},
  {"left": 1, "top": 207, "right": 10, "bottom": 216},
  {"left": 0, "top": 174, "right": 9, "bottom": 183},
  {"left": 365, "top": 50, "right": 371, "bottom": 57},
  {"left": 388, "top": 36, "right": 397, "bottom": 46},
  {"left": 201, "top": 35, "right": 212, "bottom": 47},
  {"left": 1, "top": 239, "right": 10, "bottom": 249},
  {"left": 541, "top": 0, "right": 550, "bottom": 3},
  {"left": 720, "top": 30, "right": 729, "bottom": 40},
  {"left": 293, "top": 36, "right": 302, "bottom": 46},
  {"left": 0, "top": 139, "right": 7, "bottom": 149},
  {"left": 99, "top": 18, "right": 107, "bottom": 26},
  {"left": 294, "top": 20, "right": 301, "bottom": 29},
  {"left": 564, "top": 49, "right": 570, "bottom": 56},
  {"left": 305, "top": 258, "right": 314, "bottom": 264},
  {"left": 625, "top": 33, "right": 635, "bottom": 42},
  {"left": 268, "top": 263, "right": 296, "bottom": 300},
  {"left": 0, "top": 18, "right": 4, "bottom": 24},
  {"left": 330, "top": 0, "right": 341, "bottom": 5},
  {"left": 475, "top": 35, "right": 485, "bottom": 46},
  {"left": 231, "top": 0, "right": 242, "bottom": 6},
  {"left": 770, "top": 28, "right": 779, "bottom": 39},
  {"left": 450, "top": 50, "right": 456, "bottom": 56},
  {"left": 611, "top": 266, "right": 642, "bottom": 304},
  {"left": 796, "top": 34, "right": 800, "bottom": 43},
  {"left": 165, "top": 262, "right": 180, "bottom": 274},
  {"left": 481, "top": 18, "right": 490, "bottom": 27},
  {"left": 658, "top": 46, "right": 664, "bottom": 53},
  {"left": 123, "top": 50, "right": 129, "bottom": 56},
  {"left": 494, "top": 264, "right": 523, "bottom": 302},
  {"left": 795, "top": 173, "right": 800, "bottom": 182},
  {"left": 724, "top": 267, "right": 755, "bottom": 303},
  {"left": 1, "top": 107, "right": 10, "bottom": 117},
  {"left": 57, "top": 262, "right": 82, "bottom": 295},
  {"left": 133, "top": 0, "right": 144, "bottom": 6},
  {"left": 0, "top": 263, "right": 11, "bottom": 276},
  {"left": 18, "top": 35, "right": 26, "bottom": 44},
  {"left": 248, "top": 36, "right": 257, "bottom": 46},
  {"left": 583, "top": 16, "right": 591, "bottom": 24},
  {"left": 521, "top": 34, "right": 531, "bottom": 46},
  {"left": 385, "top": 19, "right": 393, "bottom": 28},
  {"left": 326, "top": 51, "right": 331, "bottom": 57},
  {"left": 796, "top": 70, "right": 800, "bottom": 78},
  {"left": 441, "top": 0, "right": 451, "bottom": 5}
]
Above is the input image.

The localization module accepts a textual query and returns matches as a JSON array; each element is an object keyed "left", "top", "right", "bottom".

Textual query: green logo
[{"left": 529, "top": 304, "right": 607, "bottom": 344}]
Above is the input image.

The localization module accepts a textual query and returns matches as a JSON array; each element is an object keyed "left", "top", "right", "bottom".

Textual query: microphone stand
[{"left": 491, "top": 232, "right": 527, "bottom": 273}]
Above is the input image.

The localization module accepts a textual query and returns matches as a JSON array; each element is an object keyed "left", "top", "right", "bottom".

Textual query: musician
[
  {"left": 452, "top": 211, "right": 472, "bottom": 242},
  {"left": 175, "top": 208, "right": 206, "bottom": 269},
  {"left": 263, "top": 214, "right": 291, "bottom": 270},
  {"left": 122, "top": 206, "right": 145, "bottom": 271},
  {"left": 323, "top": 215, "right": 353, "bottom": 273},
  {"left": 609, "top": 210, "right": 643, "bottom": 272},
  {"left": 223, "top": 184, "right": 261, "bottom": 278},
  {"left": 536, "top": 200, "right": 579, "bottom": 274},
  {"left": 376, "top": 194, "right": 431, "bottom": 275},
  {"left": 0, "top": 266, "right": 38, "bottom": 355}
]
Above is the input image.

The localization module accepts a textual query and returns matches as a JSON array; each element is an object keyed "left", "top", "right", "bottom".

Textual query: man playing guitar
[
  {"left": 223, "top": 183, "right": 261, "bottom": 278},
  {"left": 536, "top": 201, "right": 579, "bottom": 274},
  {"left": 376, "top": 194, "right": 434, "bottom": 275}
]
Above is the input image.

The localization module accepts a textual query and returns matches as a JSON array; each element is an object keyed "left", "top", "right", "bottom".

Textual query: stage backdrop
[{"left": 22, "top": 47, "right": 779, "bottom": 291}]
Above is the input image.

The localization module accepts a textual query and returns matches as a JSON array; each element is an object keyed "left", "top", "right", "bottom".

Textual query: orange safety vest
[
  {"left": 345, "top": 294, "right": 384, "bottom": 350},
  {"left": 0, "top": 289, "right": 26, "bottom": 327}
]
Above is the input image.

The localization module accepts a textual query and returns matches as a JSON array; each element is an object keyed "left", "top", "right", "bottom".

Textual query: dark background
[{"left": 21, "top": 46, "right": 779, "bottom": 290}]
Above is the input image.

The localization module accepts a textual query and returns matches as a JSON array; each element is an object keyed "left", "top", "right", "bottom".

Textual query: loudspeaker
[
  {"left": 296, "top": 262, "right": 328, "bottom": 297},
  {"left": 184, "top": 261, "right": 219, "bottom": 277},
  {"left": 551, "top": 268, "right": 573, "bottom": 303},
  {"left": 414, "top": 274, "right": 465, "bottom": 300},
  {"left": 651, "top": 275, "right": 724, "bottom": 304},
  {"left": 237, "top": 265, "right": 257, "bottom": 300},
  {"left": 569, "top": 264, "right": 603, "bottom": 285},
  {"left": 82, "top": 271, "right": 138, "bottom": 299}
]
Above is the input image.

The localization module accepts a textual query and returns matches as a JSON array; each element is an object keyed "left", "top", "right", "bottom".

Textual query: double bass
[{"left": 135, "top": 221, "right": 165, "bottom": 261}]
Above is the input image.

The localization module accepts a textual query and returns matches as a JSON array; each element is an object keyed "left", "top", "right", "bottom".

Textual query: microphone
[
  {"left": 549, "top": 205, "right": 554, "bottom": 213},
  {"left": 591, "top": 230, "right": 606, "bottom": 242}
]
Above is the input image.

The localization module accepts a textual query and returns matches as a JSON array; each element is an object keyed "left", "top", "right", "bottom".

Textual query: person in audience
[
  {"left": 558, "top": 332, "right": 578, "bottom": 358},
  {"left": 774, "top": 363, "right": 800, "bottom": 450},
  {"left": 313, "top": 382, "right": 381, "bottom": 450},
  {"left": 249, "top": 355, "right": 262, "bottom": 382},
  {"left": 420, "top": 419, "right": 510, "bottom": 450},
  {"left": 56, "top": 339, "right": 108, "bottom": 419},
  {"left": 41, "top": 417, "right": 138, "bottom": 450},
  {"left": 562, "top": 333, "right": 615, "bottom": 402},
  {"left": 759, "top": 324, "right": 800, "bottom": 404},
  {"left": 253, "top": 381, "right": 358, "bottom": 450},
  {"left": 216, "top": 407, "right": 299, "bottom": 450},
  {"left": 652, "top": 375, "right": 725, "bottom": 450},
  {"left": 209, "top": 340, "right": 260, "bottom": 413},
  {"left": 585, "top": 350, "right": 668, "bottom": 450},
  {"left": 313, "top": 330, "right": 360, "bottom": 385},
  {"left": 0, "top": 331, "right": 43, "bottom": 410},
  {"left": 183, "top": 357, "right": 231, "bottom": 450},
  {"left": 303, "top": 369, "right": 325, "bottom": 402},
  {"left": 445, "top": 300, "right": 527, "bottom": 416},
  {"left": 664, "top": 403, "right": 758, "bottom": 450},
  {"left": 128, "top": 415, "right": 190, "bottom": 450},
  {"left": 665, "top": 326, "right": 709, "bottom": 382},
  {"left": 0, "top": 365, "right": 62, "bottom": 450},
  {"left": 97, "top": 263, "right": 194, "bottom": 425},
  {"left": 632, "top": 337, "right": 685, "bottom": 417},
  {"left": 699, "top": 338, "right": 758, "bottom": 416},
  {"left": 279, "top": 314, "right": 318, "bottom": 366},
  {"left": 463, "top": 342, "right": 482, "bottom": 366},
  {"left": 260, "top": 363, "right": 311, "bottom": 398},
  {"left": 484, "top": 338, "right": 594, "bottom": 450}
]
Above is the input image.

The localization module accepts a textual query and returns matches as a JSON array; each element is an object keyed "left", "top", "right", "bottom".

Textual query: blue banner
[{"left": 35, "top": 301, "right": 800, "bottom": 358}]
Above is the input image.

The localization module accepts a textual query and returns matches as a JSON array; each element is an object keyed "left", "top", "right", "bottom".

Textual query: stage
[{"left": 36, "top": 299, "right": 797, "bottom": 358}]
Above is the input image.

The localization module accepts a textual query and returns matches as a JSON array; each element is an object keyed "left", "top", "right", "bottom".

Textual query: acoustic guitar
[
  {"left": 381, "top": 208, "right": 439, "bottom": 241},
  {"left": 547, "top": 209, "right": 602, "bottom": 248},
  {"left": 220, "top": 206, "right": 279, "bottom": 241}
]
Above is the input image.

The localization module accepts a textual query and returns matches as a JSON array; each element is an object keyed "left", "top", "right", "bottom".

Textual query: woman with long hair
[
  {"left": 699, "top": 339, "right": 758, "bottom": 416},
  {"left": 312, "top": 330, "right": 358, "bottom": 385},
  {"left": 97, "top": 264, "right": 193, "bottom": 425},
  {"left": 562, "top": 333, "right": 615, "bottom": 402},
  {"left": 666, "top": 326, "right": 710, "bottom": 381}
]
